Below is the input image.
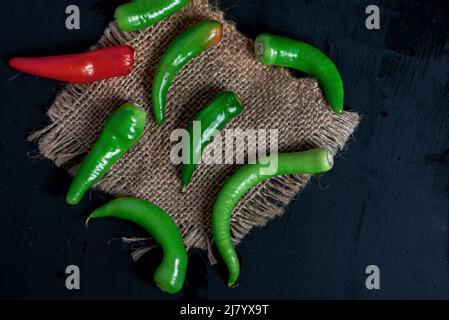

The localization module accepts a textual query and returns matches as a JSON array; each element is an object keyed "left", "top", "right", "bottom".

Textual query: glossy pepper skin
[
  {"left": 182, "top": 92, "right": 243, "bottom": 187},
  {"left": 212, "top": 148, "right": 334, "bottom": 287},
  {"left": 152, "top": 20, "right": 223, "bottom": 124},
  {"left": 66, "top": 104, "right": 146, "bottom": 205},
  {"left": 8, "top": 45, "right": 134, "bottom": 83},
  {"left": 87, "top": 197, "right": 188, "bottom": 294},
  {"left": 254, "top": 34, "right": 344, "bottom": 114},
  {"left": 115, "top": 0, "right": 189, "bottom": 32}
]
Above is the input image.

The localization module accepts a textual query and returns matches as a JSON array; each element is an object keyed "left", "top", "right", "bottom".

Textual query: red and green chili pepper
[
  {"left": 115, "top": 0, "right": 189, "bottom": 32},
  {"left": 66, "top": 103, "right": 146, "bottom": 205},
  {"left": 152, "top": 20, "right": 223, "bottom": 124},
  {"left": 87, "top": 197, "right": 188, "bottom": 294},
  {"left": 182, "top": 92, "right": 243, "bottom": 187},
  {"left": 212, "top": 148, "right": 334, "bottom": 287},
  {"left": 9, "top": 45, "right": 134, "bottom": 83},
  {"left": 254, "top": 33, "right": 344, "bottom": 114}
]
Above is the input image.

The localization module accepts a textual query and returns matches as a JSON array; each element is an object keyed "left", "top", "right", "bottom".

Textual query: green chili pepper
[
  {"left": 115, "top": 0, "right": 189, "bottom": 32},
  {"left": 182, "top": 92, "right": 243, "bottom": 187},
  {"left": 66, "top": 104, "right": 147, "bottom": 205},
  {"left": 152, "top": 20, "right": 223, "bottom": 124},
  {"left": 212, "top": 148, "right": 334, "bottom": 287},
  {"left": 87, "top": 197, "right": 188, "bottom": 294},
  {"left": 254, "top": 33, "right": 344, "bottom": 114}
]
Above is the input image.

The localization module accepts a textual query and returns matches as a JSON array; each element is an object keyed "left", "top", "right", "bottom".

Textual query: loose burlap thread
[{"left": 29, "top": 0, "right": 359, "bottom": 262}]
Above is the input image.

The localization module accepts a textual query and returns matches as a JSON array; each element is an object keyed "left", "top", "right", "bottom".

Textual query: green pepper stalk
[
  {"left": 115, "top": 0, "right": 189, "bottom": 32},
  {"left": 254, "top": 33, "right": 345, "bottom": 114},
  {"left": 212, "top": 148, "right": 334, "bottom": 287},
  {"left": 66, "top": 104, "right": 147, "bottom": 205},
  {"left": 182, "top": 92, "right": 243, "bottom": 188},
  {"left": 152, "top": 20, "right": 223, "bottom": 124},
  {"left": 87, "top": 198, "right": 188, "bottom": 294}
]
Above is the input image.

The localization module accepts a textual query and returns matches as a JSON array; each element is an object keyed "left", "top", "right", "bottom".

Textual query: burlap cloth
[{"left": 29, "top": 0, "right": 359, "bottom": 262}]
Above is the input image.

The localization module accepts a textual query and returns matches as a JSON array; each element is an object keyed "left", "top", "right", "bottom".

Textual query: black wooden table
[{"left": 0, "top": 0, "right": 448, "bottom": 299}]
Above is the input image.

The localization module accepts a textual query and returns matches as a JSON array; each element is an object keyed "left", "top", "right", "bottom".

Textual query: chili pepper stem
[
  {"left": 212, "top": 148, "right": 334, "bottom": 287},
  {"left": 115, "top": 0, "right": 189, "bottom": 32},
  {"left": 181, "top": 92, "right": 243, "bottom": 186},
  {"left": 9, "top": 45, "right": 135, "bottom": 83},
  {"left": 66, "top": 103, "right": 147, "bottom": 205},
  {"left": 254, "top": 33, "right": 345, "bottom": 114},
  {"left": 327, "top": 151, "right": 334, "bottom": 167},
  {"left": 87, "top": 198, "right": 188, "bottom": 294},
  {"left": 255, "top": 42, "right": 264, "bottom": 57},
  {"left": 152, "top": 20, "right": 223, "bottom": 124}
]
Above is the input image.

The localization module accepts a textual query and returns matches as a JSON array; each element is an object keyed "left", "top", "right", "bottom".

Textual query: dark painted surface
[{"left": 0, "top": 0, "right": 448, "bottom": 299}]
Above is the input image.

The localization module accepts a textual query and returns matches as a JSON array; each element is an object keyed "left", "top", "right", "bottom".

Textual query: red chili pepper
[{"left": 8, "top": 45, "right": 134, "bottom": 83}]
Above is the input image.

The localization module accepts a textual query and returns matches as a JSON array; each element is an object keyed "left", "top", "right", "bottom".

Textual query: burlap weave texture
[{"left": 29, "top": 0, "right": 359, "bottom": 260}]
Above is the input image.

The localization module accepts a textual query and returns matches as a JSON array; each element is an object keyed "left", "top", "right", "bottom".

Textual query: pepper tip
[
  {"left": 8, "top": 57, "right": 23, "bottom": 71},
  {"left": 65, "top": 195, "right": 79, "bottom": 206},
  {"left": 330, "top": 103, "right": 344, "bottom": 115}
]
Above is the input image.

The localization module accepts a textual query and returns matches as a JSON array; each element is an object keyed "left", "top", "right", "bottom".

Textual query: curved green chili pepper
[
  {"left": 254, "top": 33, "right": 344, "bottom": 114},
  {"left": 152, "top": 20, "right": 223, "bottom": 124},
  {"left": 182, "top": 92, "right": 243, "bottom": 187},
  {"left": 87, "top": 197, "right": 188, "bottom": 294},
  {"left": 66, "top": 104, "right": 147, "bottom": 205},
  {"left": 115, "top": 0, "right": 189, "bottom": 32},
  {"left": 212, "top": 148, "right": 334, "bottom": 287}
]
